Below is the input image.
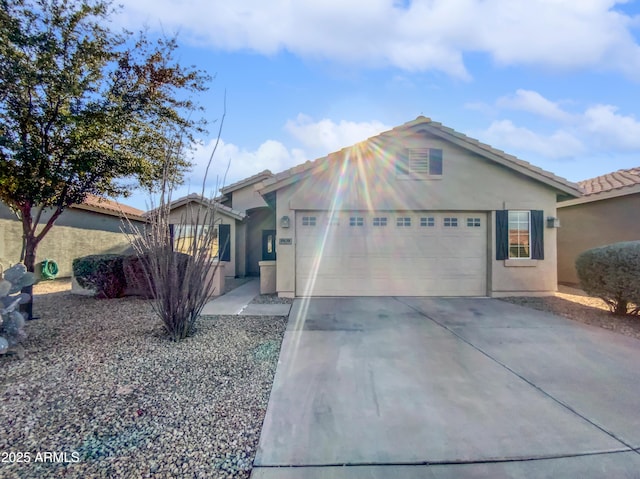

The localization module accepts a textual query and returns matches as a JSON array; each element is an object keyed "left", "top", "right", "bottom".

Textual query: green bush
[
  {"left": 575, "top": 241, "right": 640, "bottom": 315},
  {"left": 73, "top": 254, "right": 127, "bottom": 299}
]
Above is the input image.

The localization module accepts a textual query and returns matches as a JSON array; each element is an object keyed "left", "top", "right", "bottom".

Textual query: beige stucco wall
[
  {"left": 168, "top": 203, "right": 238, "bottom": 277},
  {"left": 275, "top": 185, "right": 296, "bottom": 297},
  {"left": 489, "top": 195, "right": 559, "bottom": 295},
  {"left": 273, "top": 131, "right": 564, "bottom": 297},
  {"left": 0, "top": 205, "right": 141, "bottom": 278},
  {"left": 557, "top": 194, "right": 640, "bottom": 285},
  {"left": 230, "top": 184, "right": 268, "bottom": 213}
]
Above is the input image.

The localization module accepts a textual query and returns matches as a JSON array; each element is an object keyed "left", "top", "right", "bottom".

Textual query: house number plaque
[{"left": 279, "top": 238, "right": 292, "bottom": 245}]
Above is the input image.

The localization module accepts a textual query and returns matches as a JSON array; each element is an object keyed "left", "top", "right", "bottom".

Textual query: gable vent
[{"left": 409, "top": 148, "right": 430, "bottom": 174}]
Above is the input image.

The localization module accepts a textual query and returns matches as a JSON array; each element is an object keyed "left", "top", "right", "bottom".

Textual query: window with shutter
[{"left": 397, "top": 148, "right": 444, "bottom": 178}]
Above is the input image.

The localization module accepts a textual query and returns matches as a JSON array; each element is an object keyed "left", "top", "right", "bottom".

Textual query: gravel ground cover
[
  {"left": 1, "top": 289, "right": 287, "bottom": 479},
  {"left": 250, "top": 294, "right": 293, "bottom": 305},
  {"left": 501, "top": 287, "right": 640, "bottom": 341}
]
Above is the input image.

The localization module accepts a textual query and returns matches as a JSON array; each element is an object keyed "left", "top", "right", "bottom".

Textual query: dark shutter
[
  {"left": 396, "top": 148, "right": 409, "bottom": 175},
  {"left": 496, "top": 210, "right": 509, "bottom": 260},
  {"left": 429, "top": 148, "right": 443, "bottom": 175},
  {"left": 531, "top": 210, "right": 544, "bottom": 260},
  {"left": 219, "top": 223, "right": 231, "bottom": 262}
]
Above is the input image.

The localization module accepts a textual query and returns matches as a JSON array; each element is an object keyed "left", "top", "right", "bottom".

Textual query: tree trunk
[
  {"left": 17, "top": 203, "right": 63, "bottom": 320},
  {"left": 20, "top": 233, "right": 38, "bottom": 320}
]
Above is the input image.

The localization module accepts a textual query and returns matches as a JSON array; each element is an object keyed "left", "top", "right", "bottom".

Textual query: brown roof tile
[
  {"left": 579, "top": 168, "right": 640, "bottom": 196},
  {"left": 73, "top": 194, "right": 145, "bottom": 220}
]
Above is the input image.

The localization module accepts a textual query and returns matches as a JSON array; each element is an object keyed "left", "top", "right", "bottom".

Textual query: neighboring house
[
  {"left": 0, "top": 195, "right": 145, "bottom": 278},
  {"left": 252, "top": 116, "right": 581, "bottom": 298},
  {"left": 165, "top": 194, "right": 247, "bottom": 278},
  {"left": 557, "top": 167, "right": 640, "bottom": 285}
]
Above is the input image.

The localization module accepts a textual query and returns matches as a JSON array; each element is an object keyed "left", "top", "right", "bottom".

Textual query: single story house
[
  {"left": 0, "top": 195, "right": 146, "bottom": 278},
  {"left": 557, "top": 167, "right": 640, "bottom": 285},
  {"left": 164, "top": 194, "right": 247, "bottom": 278},
  {"left": 252, "top": 116, "right": 582, "bottom": 297}
]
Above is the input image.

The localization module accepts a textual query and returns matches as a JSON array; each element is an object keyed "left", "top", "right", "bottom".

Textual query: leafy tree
[{"left": 0, "top": 0, "right": 209, "bottom": 315}]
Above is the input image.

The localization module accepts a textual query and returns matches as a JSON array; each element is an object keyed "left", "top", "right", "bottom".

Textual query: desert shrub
[
  {"left": 575, "top": 241, "right": 640, "bottom": 315},
  {"left": 73, "top": 254, "right": 127, "bottom": 299}
]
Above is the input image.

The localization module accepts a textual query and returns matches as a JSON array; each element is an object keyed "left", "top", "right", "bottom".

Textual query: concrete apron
[{"left": 252, "top": 297, "right": 640, "bottom": 478}]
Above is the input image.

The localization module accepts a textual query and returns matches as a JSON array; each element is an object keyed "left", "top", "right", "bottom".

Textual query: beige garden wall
[
  {"left": 557, "top": 194, "right": 640, "bottom": 285},
  {"left": 0, "top": 209, "right": 139, "bottom": 278}
]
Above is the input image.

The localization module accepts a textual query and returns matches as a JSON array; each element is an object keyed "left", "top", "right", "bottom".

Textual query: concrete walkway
[
  {"left": 200, "top": 278, "right": 291, "bottom": 316},
  {"left": 252, "top": 297, "right": 640, "bottom": 478}
]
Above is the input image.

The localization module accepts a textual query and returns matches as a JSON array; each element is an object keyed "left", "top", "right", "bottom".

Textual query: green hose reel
[{"left": 41, "top": 259, "right": 59, "bottom": 280}]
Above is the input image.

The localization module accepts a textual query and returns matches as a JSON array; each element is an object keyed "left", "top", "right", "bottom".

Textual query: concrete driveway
[{"left": 251, "top": 297, "right": 640, "bottom": 478}]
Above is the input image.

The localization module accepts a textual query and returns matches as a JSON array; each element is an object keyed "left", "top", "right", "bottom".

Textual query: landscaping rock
[{"left": 0, "top": 291, "right": 286, "bottom": 478}]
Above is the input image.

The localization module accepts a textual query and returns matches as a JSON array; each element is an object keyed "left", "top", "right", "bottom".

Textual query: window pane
[
  {"left": 508, "top": 211, "right": 530, "bottom": 258},
  {"left": 420, "top": 217, "right": 435, "bottom": 227},
  {"left": 444, "top": 217, "right": 458, "bottom": 227},
  {"left": 429, "top": 149, "right": 443, "bottom": 175}
]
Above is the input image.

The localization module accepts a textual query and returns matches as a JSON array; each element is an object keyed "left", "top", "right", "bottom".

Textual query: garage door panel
[{"left": 296, "top": 211, "right": 487, "bottom": 296}]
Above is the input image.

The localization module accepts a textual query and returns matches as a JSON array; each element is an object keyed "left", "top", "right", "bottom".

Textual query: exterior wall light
[
  {"left": 546, "top": 216, "right": 560, "bottom": 228},
  {"left": 280, "top": 216, "right": 290, "bottom": 228}
]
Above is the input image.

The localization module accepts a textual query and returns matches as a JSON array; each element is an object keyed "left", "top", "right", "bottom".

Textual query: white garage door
[{"left": 295, "top": 211, "right": 487, "bottom": 296}]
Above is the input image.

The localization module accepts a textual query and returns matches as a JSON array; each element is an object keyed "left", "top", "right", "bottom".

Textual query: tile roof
[
  {"left": 72, "top": 194, "right": 145, "bottom": 220},
  {"left": 578, "top": 168, "right": 640, "bottom": 196},
  {"left": 220, "top": 169, "right": 273, "bottom": 195},
  {"left": 259, "top": 116, "right": 582, "bottom": 198},
  {"left": 154, "top": 193, "right": 246, "bottom": 221}
]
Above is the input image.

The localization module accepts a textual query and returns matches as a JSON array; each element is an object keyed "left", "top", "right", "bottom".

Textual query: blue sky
[{"left": 114, "top": 0, "right": 640, "bottom": 210}]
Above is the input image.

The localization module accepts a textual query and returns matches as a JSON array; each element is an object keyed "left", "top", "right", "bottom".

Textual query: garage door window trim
[
  {"left": 349, "top": 216, "right": 364, "bottom": 227},
  {"left": 444, "top": 217, "right": 458, "bottom": 227},
  {"left": 420, "top": 217, "right": 435, "bottom": 227},
  {"left": 466, "top": 217, "right": 481, "bottom": 227},
  {"left": 302, "top": 216, "right": 317, "bottom": 226},
  {"left": 396, "top": 217, "right": 411, "bottom": 227}
]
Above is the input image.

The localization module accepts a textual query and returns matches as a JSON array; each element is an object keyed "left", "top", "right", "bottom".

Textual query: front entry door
[{"left": 262, "top": 230, "right": 276, "bottom": 261}]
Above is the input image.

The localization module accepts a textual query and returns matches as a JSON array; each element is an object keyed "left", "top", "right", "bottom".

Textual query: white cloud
[
  {"left": 480, "top": 120, "right": 585, "bottom": 159},
  {"left": 582, "top": 104, "right": 640, "bottom": 150},
  {"left": 284, "top": 114, "right": 391, "bottom": 155},
  {"left": 171, "top": 115, "right": 390, "bottom": 197},
  {"left": 115, "top": 0, "right": 640, "bottom": 78},
  {"left": 487, "top": 89, "right": 640, "bottom": 157},
  {"left": 178, "top": 137, "right": 306, "bottom": 196},
  {"left": 497, "top": 90, "right": 573, "bottom": 122}
]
